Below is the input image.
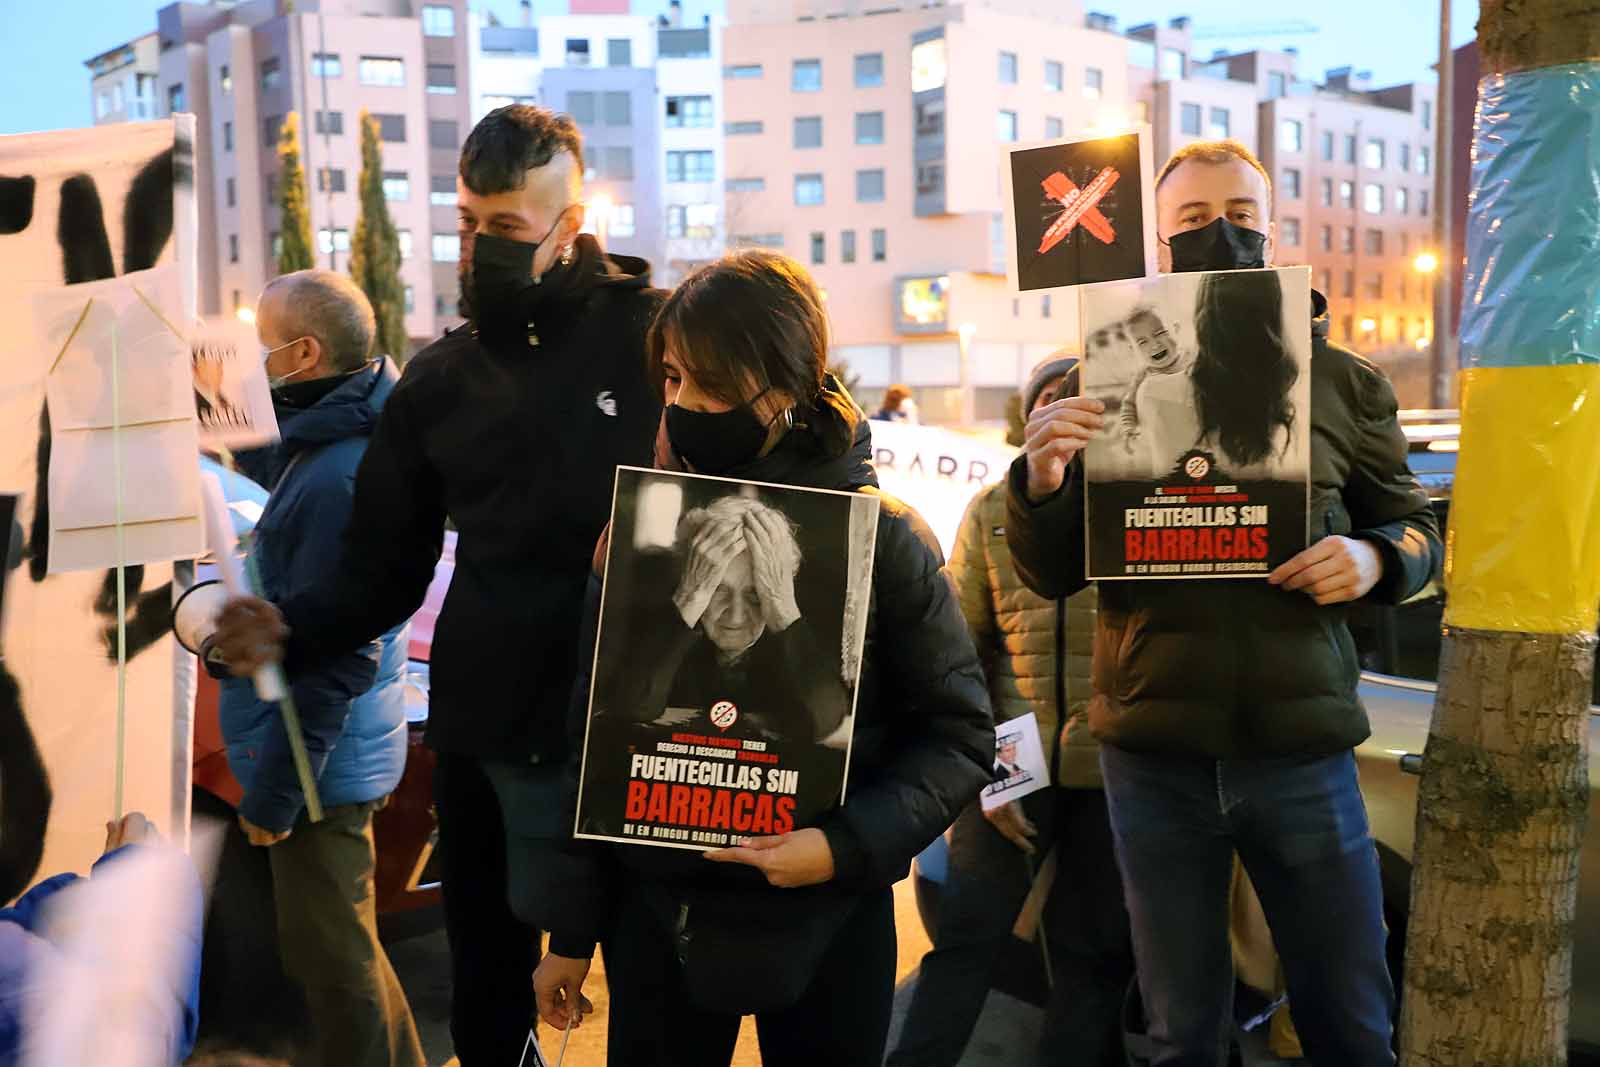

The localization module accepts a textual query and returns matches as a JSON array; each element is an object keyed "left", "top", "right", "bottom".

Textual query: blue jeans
[{"left": 1100, "top": 746, "right": 1395, "bottom": 1067}]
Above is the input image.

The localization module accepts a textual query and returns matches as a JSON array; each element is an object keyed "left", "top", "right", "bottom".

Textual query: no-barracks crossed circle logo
[
  {"left": 710, "top": 700, "right": 738, "bottom": 731},
  {"left": 1182, "top": 451, "right": 1212, "bottom": 481}
]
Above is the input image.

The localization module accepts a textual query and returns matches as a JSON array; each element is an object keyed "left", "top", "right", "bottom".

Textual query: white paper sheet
[
  {"left": 192, "top": 318, "right": 279, "bottom": 450},
  {"left": 980, "top": 711, "right": 1050, "bottom": 812}
]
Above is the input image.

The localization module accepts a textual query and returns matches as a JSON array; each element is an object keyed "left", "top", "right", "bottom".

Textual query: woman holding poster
[{"left": 534, "top": 251, "right": 995, "bottom": 1065}]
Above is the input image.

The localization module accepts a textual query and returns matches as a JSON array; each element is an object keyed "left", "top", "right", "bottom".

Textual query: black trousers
[
  {"left": 888, "top": 788, "right": 1135, "bottom": 1067},
  {"left": 604, "top": 885, "right": 898, "bottom": 1067},
  {"left": 433, "top": 752, "right": 540, "bottom": 1066}
]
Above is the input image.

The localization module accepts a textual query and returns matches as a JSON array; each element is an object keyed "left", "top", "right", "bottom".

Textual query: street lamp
[
  {"left": 1413, "top": 251, "right": 1440, "bottom": 274},
  {"left": 235, "top": 306, "right": 256, "bottom": 325},
  {"left": 957, "top": 321, "right": 978, "bottom": 427},
  {"left": 1360, "top": 317, "right": 1378, "bottom": 334}
]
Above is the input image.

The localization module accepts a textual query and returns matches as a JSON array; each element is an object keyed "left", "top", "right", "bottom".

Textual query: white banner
[{"left": 867, "top": 420, "right": 1018, "bottom": 559}]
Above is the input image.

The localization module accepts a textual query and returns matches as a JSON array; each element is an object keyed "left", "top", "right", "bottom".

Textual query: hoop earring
[{"left": 560, "top": 244, "right": 574, "bottom": 266}]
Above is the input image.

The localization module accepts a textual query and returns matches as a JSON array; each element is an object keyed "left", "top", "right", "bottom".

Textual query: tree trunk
[
  {"left": 1400, "top": 630, "right": 1591, "bottom": 1065},
  {"left": 1399, "top": 1, "right": 1600, "bottom": 1063}
]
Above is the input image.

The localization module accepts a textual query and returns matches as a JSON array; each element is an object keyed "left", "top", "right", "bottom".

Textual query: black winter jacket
[
  {"left": 278, "top": 235, "right": 664, "bottom": 760},
  {"left": 1005, "top": 292, "right": 1442, "bottom": 760},
  {"left": 545, "top": 408, "right": 995, "bottom": 961}
]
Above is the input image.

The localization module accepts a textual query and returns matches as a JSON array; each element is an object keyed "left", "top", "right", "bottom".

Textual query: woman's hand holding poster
[{"left": 1078, "top": 267, "right": 1313, "bottom": 580}]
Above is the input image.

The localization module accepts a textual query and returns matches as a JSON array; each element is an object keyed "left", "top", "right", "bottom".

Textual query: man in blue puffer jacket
[{"left": 219, "top": 270, "right": 422, "bottom": 1067}]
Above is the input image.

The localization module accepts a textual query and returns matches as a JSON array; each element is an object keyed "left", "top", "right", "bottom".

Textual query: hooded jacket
[
  {"left": 276, "top": 236, "right": 664, "bottom": 761},
  {"left": 221, "top": 357, "right": 408, "bottom": 832},
  {"left": 544, "top": 399, "right": 995, "bottom": 966},
  {"left": 1004, "top": 291, "right": 1442, "bottom": 760}
]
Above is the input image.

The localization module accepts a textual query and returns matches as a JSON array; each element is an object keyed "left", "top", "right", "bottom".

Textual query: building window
[
  {"left": 1280, "top": 119, "right": 1303, "bottom": 153},
  {"left": 793, "top": 59, "right": 822, "bottom": 92},
  {"left": 427, "top": 64, "right": 457, "bottom": 95},
  {"left": 375, "top": 113, "right": 406, "bottom": 142},
  {"left": 382, "top": 171, "right": 409, "bottom": 200},
  {"left": 726, "top": 64, "right": 763, "bottom": 79},
  {"left": 1342, "top": 271, "right": 1355, "bottom": 298},
  {"left": 219, "top": 65, "right": 232, "bottom": 94},
  {"left": 1395, "top": 187, "right": 1410, "bottom": 214},
  {"left": 726, "top": 177, "right": 765, "bottom": 192},
  {"left": 855, "top": 52, "right": 884, "bottom": 88},
  {"left": 666, "top": 95, "right": 714, "bottom": 128},
  {"left": 170, "top": 84, "right": 186, "bottom": 113},
  {"left": 1365, "top": 228, "right": 1384, "bottom": 255},
  {"left": 1342, "top": 226, "right": 1355, "bottom": 253},
  {"left": 1319, "top": 224, "right": 1332, "bottom": 252},
  {"left": 841, "top": 229, "right": 856, "bottom": 263},
  {"left": 856, "top": 169, "right": 886, "bottom": 202},
  {"left": 915, "top": 161, "right": 944, "bottom": 196},
  {"left": 1343, "top": 134, "right": 1357, "bottom": 163},
  {"left": 1320, "top": 177, "right": 1333, "bottom": 206},
  {"left": 684, "top": 204, "right": 716, "bottom": 238},
  {"left": 566, "top": 39, "right": 591, "bottom": 65},
  {"left": 1084, "top": 66, "right": 1103, "bottom": 99},
  {"left": 871, "top": 227, "right": 887, "bottom": 262},
  {"left": 311, "top": 52, "right": 341, "bottom": 78},
  {"left": 261, "top": 57, "right": 282, "bottom": 91},
  {"left": 1320, "top": 130, "right": 1334, "bottom": 161},
  {"left": 432, "top": 234, "right": 460, "bottom": 261},
  {"left": 810, "top": 231, "right": 825, "bottom": 265},
  {"left": 404, "top": 285, "right": 415, "bottom": 314},
  {"left": 726, "top": 120, "right": 763, "bottom": 135},
  {"left": 668, "top": 150, "right": 715, "bottom": 183},
  {"left": 997, "top": 110, "right": 1018, "bottom": 142},
  {"left": 1420, "top": 190, "right": 1430, "bottom": 216},
  {"left": 1208, "top": 107, "right": 1230, "bottom": 139},
  {"left": 225, "top": 177, "right": 236, "bottom": 208},
  {"left": 266, "top": 173, "right": 277, "bottom": 203},
  {"left": 603, "top": 91, "right": 631, "bottom": 127},
  {"left": 855, "top": 111, "right": 885, "bottom": 145},
  {"left": 429, "top": 120, "right": 459, "bottom": 150},
  {"left": 1365, "top": 138, "right": 1386, "bottom": 170},
  {"left": 609, "top": 204, "right": 636, "bottom": 238},
  {"left": 1161, "top": 47, "right": 1185, "bottom": 79},
  {"left": 999, "top": 51, "right": 1018, "bottom": 84},
  {"left": 1422, "top": 100, "right": 1433, "bottom": 130},
  {"left": 1283, "top": 168, "right": 1301, "bottom": 199},
  {"left": 317, "top": 227, "right": 351, "bottom": 254},
  {"left": 1280, "top": 218, "right": 1301, "bottom": 246},
  {"left": 1399, "top": 143, "right": 1411, "bottom": 172},
  {"left": 1321, "top": 269, "right": 1332, "bottom": 294},
  {"left": 314, "top": 110, "right": 344, "bottom": 136},
  {"left": 359, "top": 56, "right": 405, "bottom": 87},
  {"left": 594, "top": 146, "right": 630, "bottom": 179},
  {"left": 915, "top": 97, "right": 944, "bottom": 136},
  {"left": 911, "top": 37, "right": 948, "bottom": 92},
  {"left": 316, "top": 167, "right": 346, "bottom": 193},
  {"left": 1045, "top": 59, "right": 1064, "bottom": 92},
  {"left": 1339, "top": 180, "right": 1354, "bottom": 207},
  {"left": 228, "top": 234, "right": 239, "bottom": 263},
  {"left": 1399, "top": 274, "right": 1409, "bottom": 302},
  {"left": 1269, "top": 71, "right": 1287, "bottom": 99},
  {"left": 1045, "top": 116, "right": 1064, "bottom": 139},
  {"left": 567, "top": 92, "right": 595, "bottom": 124},
  {"left": 1417, "top": 146, "right": 1432, "bottom": 176},
  {"left": 666, "top": 205, "right": 685, "bottom": 238},
  {"left": 270, "top": 231, "right": 282, "bottom": 258},
  {"left": 731, "top": 233, "right": 784, "bottom": 249},
  {"left": 232, "top": 289, "right": 241, "bottom": 311},
  {"left": 1400, "top": 232, "right": 1411, "bottom": 256},
  {"left": 394, "top": 229, "right": 412, "bottom": 259},
  {"left": 794, "top": 116, "right": 823, "bottom": 149},
  {"left": 1180, "top": 103, "right": 1202, "bottom": 137},
  {"left": 262, "top": 114, "right": 283, "bottom": 148},
  {"left": 428, "top": 174, "right": 455, "bottom": 207},
  {"left": 608, "top": 38, "right": 633, "bottom": 67},
  {"left": 422, "top": 4, "right": 455, "bottom": 36},
  {"left": 1367, "top": 273, "right": 1384, "bottom": 299},
  {"left": 795, "top": 173, "right": 824, "bottom": 206},
  {"left": 1042, "top": 293, "right": 1052, "bottom": 318},
  {"left": 1363, "top": 183, "right": 1384, "bottom": 214}
]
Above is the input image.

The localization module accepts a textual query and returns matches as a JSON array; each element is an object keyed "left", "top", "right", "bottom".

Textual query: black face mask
[
  {"left": 665, "top": 399, "right": 780, "bottom": 475},
  {"left": 458, "top": 210, "right": 570, "bottom": 325},
  {"left": 1166, "top": 217, "right": 1267, "bottom": 273}
]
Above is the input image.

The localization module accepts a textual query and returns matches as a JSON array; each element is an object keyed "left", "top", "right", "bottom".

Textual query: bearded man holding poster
[{"left": 1005, "top": 140, "right": 1441, "bottom": 1066}]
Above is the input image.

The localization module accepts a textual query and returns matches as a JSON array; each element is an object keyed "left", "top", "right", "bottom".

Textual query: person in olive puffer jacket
[{"left": 888, "top": 357, "right": 1134, "bottom": 1067}]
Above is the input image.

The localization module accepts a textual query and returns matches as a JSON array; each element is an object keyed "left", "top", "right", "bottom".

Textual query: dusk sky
[{"left": 0, "top": 0, "right": 1477, "bottom": 138}]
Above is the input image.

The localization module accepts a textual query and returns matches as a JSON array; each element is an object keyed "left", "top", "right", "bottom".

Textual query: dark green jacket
[{"left": 1004, "top": 294, "right": 1441, "bottom": 759}]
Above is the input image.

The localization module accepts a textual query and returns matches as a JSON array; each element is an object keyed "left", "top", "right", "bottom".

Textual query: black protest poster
[
  {"left": 1002, "top": 127, "right": 1157, "bottom": 293},
  {"left": 1079, "top": 267, "right": 1313, "bottom": 580},
  {"left": 576, "top": 468, "right": 879, "bottom": 850}
]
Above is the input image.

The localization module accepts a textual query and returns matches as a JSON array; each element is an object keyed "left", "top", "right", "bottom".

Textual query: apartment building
[
  {"left": 92, "top": 0, "right": 471, "bottom": 350},
  {"left": 466, "top": 1, "right": 723, "bottom": 287},
  {"left": 87, "top": 33, "right": 162, "bottom": 126},
  {"left": 722, "top": 0, "right": 1130, "bottom": 422}
]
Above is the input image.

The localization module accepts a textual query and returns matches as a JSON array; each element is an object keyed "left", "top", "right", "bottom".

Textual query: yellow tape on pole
[{"left": 1444, "top": 364, "right": 1600, "bottom": 633}]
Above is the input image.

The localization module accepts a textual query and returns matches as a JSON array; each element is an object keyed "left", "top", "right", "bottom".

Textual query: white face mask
[{"left": 262, "top": 337, "right": 311, "bottom": 390}]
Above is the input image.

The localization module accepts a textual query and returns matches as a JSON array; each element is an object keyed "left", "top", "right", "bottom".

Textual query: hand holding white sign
[{"left": 1023, "top": 396, "right": 1106, "bottom": 503}]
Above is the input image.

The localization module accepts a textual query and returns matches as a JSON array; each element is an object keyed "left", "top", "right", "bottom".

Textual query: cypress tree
[
  {"left": 349, "top": 109, "right": 408, "bottom": 360},
  {"left": 275, "top": 111, "right": 314, "bottom": 273}
]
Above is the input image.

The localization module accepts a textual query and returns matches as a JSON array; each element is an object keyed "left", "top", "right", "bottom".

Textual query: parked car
[{"left": 1352, "top": 410, "right": 1600, "bottom": 1060}]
